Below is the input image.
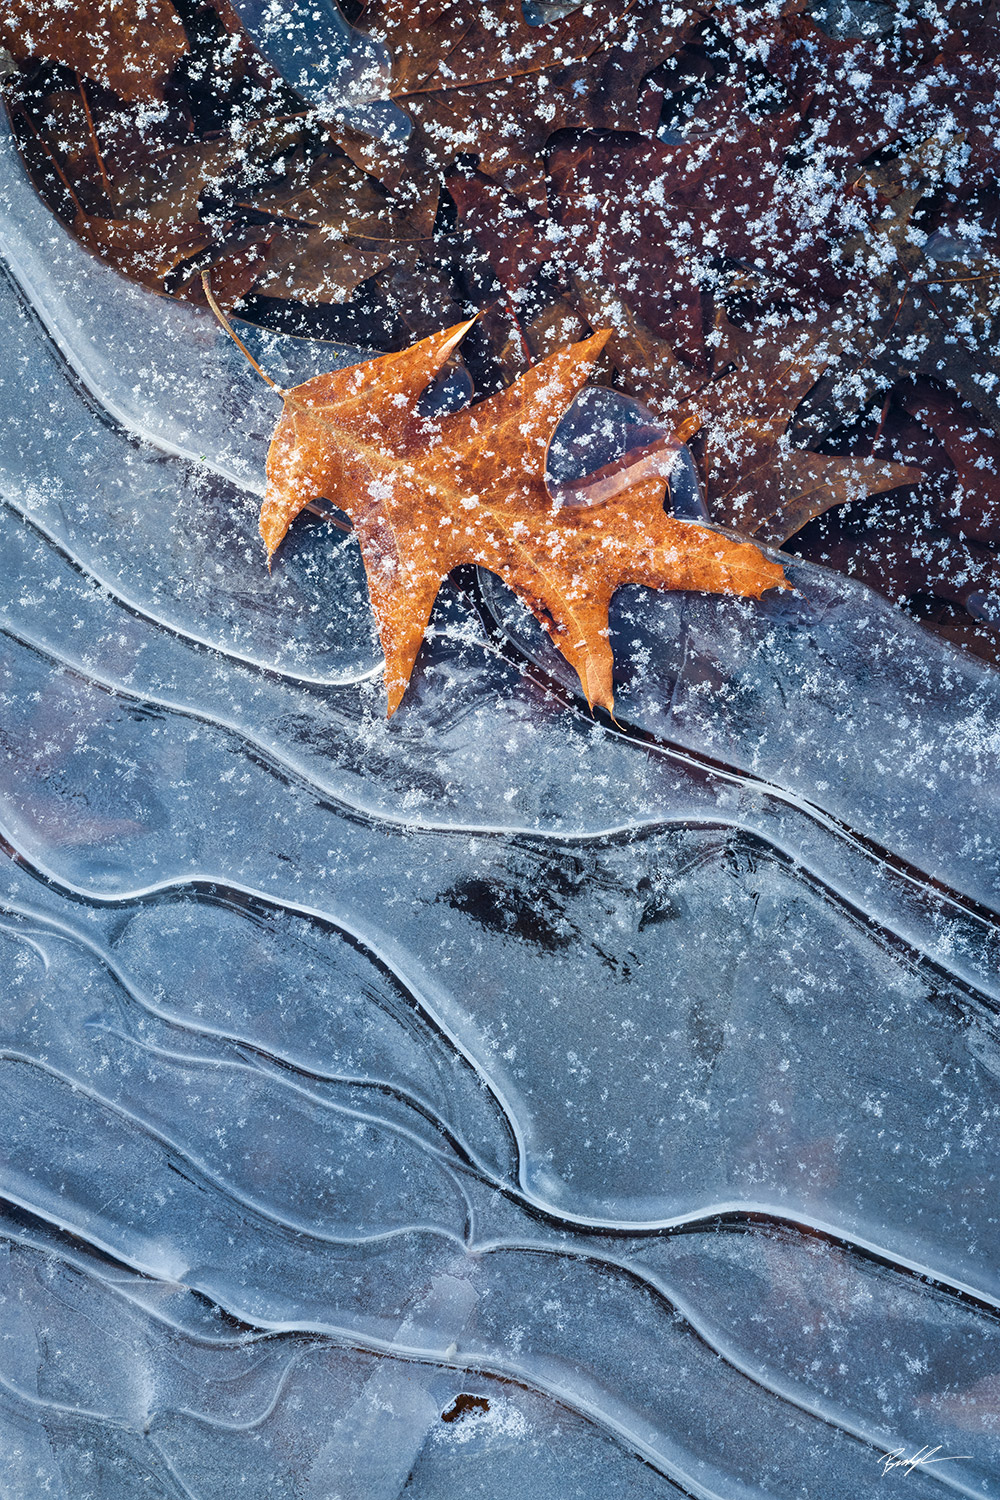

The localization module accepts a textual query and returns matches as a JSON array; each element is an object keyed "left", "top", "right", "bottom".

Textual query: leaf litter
[{"left": 3, "top": 0, "right": 1000, "bottom": 670}]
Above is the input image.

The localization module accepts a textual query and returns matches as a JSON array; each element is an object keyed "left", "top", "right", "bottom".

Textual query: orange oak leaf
[{"left": 260, "top": 322, "right": 789, "bottom": 716}]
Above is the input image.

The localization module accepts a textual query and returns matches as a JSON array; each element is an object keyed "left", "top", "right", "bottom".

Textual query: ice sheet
[{"left": 2, "top": 97, "right": 999, "bottom": 1500}]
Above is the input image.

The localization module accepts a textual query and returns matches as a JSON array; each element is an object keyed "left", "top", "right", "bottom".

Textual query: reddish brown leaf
[
  {"left": 549, "top": 108, "right": 855, "bottom": 310},
  {"left": 567, "top": 276, "right": 702, "bottom": 423},
  {"left": 691, "top": 316, "right": 924, "bottom": 541},
  {"left": 357, "top": 0, "right": 697, "bottom": 205},
  {"left": 250, "top": 228, "right": 393, "bottom": 304},
  {"left": 902, "top": 378, "right": 1000, "bottom": 545},
  {"left": 721, "top": 450, "right": 926, "bottom": 545},
  {"left": 73, "top": 213, "right": 213, "bottom": 283},
  {"left": 1, "top": 0, "right": 188, "bottom": 105},
  {"left": 447, "top": 170, "right": 554, "bottom": 293}
]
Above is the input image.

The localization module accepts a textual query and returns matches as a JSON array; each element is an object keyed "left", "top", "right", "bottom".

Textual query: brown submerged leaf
[
  {"left": 357, "top": 0, "right": 695, "bottom": 205},
  {"left": 0, "top": 0, "right": 187, "bottom": 104},
  {"left": 692, "top": 317, "right": 924, "bottom": 543},
  {"left": 1, "top": 0, "right": 188, "bottom": 104},
  {"left": 901, "top": 378, "right": 1000, "bottom": 545},
  {"left": 261, "top": 321, "right": 788, "bottom": 715}
]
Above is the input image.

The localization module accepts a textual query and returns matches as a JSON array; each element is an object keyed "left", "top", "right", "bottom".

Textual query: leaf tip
[
  {"left": 587, "top": 327, "right": 614, "bottom": 356},
  {"left": 259, "top": 504, "right": 286, "bottom": 564},
  {"left": 441, "top": 315, "right": 479, "bottom": 360}
]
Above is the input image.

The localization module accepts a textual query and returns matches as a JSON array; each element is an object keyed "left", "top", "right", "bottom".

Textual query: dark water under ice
[{"left": 1, "top": 107, "right": 1000, "bottom": 1500}]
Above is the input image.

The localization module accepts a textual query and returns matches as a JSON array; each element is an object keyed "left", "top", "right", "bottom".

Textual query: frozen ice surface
[
  {"left": 0, "top": 118, "right": 370, "bottom": 493},
  {"left": 0, "top": 113, "right": 379, "bottom": 682},
  {"left": 229, "top": 0, "right": 409, "bottom": 145},
  {"left": 1, "top": 98, "right": 999, "bottom": 1500}
]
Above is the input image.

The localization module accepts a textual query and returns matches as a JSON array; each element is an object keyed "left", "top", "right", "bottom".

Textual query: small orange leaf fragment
[{"left": 262, "top": 322, "right": 788, "bottom": 715}]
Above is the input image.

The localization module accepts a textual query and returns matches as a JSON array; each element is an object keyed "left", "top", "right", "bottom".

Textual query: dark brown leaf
[{"left": 1, "top": 0, "right": 187, "bottom": 104}]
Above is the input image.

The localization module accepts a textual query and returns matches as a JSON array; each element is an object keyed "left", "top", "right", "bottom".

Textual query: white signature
[{"left": 878, "top": 1445, "right": 971, "bottom": 1477}]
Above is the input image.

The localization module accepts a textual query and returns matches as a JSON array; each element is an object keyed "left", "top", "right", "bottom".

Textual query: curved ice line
[
  {"left": 2, "top": 655, "right": 998, "bottom": 1092},
  {"left": 0, "top": 925, "right": 51, "bottom": 973},
  {"left": 114, "top": 1020, "right": 487, "bottom": 1153},
  {"left": 469, "top": 578, "right": 1000, "bottom": 922},
  {"left": 3, "top": 250, "right": 999, "bottom": 931},
  {"left": 0, "top": 1211, "right": 294, "bottom": 1351},
  {"left": 161, "top": 1392, "right": 746, "bottom": 1500},
  {"left": 0, "top": 1182, "right": 455, "bottom": 1299},
  {"left": 0, "top": 1376, "right": 199, "bottom": 1500},
  {"left": 0, "top": 1230, "right": 906, "bottom": 1500},
  {"left": 4, "top": 613, "right": 999, "bottom": 1013},
  {"left": 0, "top": 611, "right": 680, "bottom": 838},
  {"left": 0, "top": 248, "right": 274, "bottom": 499},
  {"left": 733, "top": 831, "right": 1000, "bottom": 1017},
  {"left": 0, "top": 491, "right": 385, "bottom": 690},
  {"left": 5, "top": 893, "right": 993, "bottom": 1355},
  {"left": 13, "top": 898, "right": 993, "bottom": 1354},
  {"left": 475, "top": 1202, "right": 1000, "bottom": 1309},
  {"left": 5, "top": 1232, "right": 336, "bottom": 1429},
  {"left": 0, "top": 850, "right": 531, "bottom": 1170},
  {"left": 0, "top": 231, "right": 380, "bottom": 693},
  {"left": 5, "top": 1337, "right": 355, "bottom": 1467},
  {"left": 3, "top": 1193, "right": 992, "bottom": 1500},
  {"left": 0, "top": 1180, "right": 467, "bottom": 1334},
  {"left": 66, "top": 1011, "right": 1000, "bottom": 1329},
  {"left": 0, "top": 1260, "right": 719, "bottom": 1500},
  {"left": 146, "top": 1442, "right": 222, "bottom": 1500},
  {"left": 0, "top": 836, "right": 831, "bottom": 1258},
  {"left": 0, "top": 1367, "right": 136, "bottom": 1430},
  {"left": 610, "top": 708, "right": 1000, "bottom": 929},
  {"left": 0, "top": 197, "right": 991, "bottom": 1494},
  {"left": 3, "top": 525, "right": 382, "bottom": 706},
  {"left": 95, "top": 1019, "right": 492, "bottom": 1196},
  {"left": 6, "top": 843, "right": 1000, "bottom": 1296},
  {"left": 164, "top": 1241, "right": 996, "bottom": 1499},
  {"left": 0, "top": 907, "right": 569, "bottom": 1256},
  {"left": 0, "top": 1049, "right": 472, "bottom": 1251},
  {"left": 0, "top": 1191, "right": 986, "bottom": 1500},
  {"left": 0, "top": 899, "right": 515, "bottom": 1189},
  {"left": 0, "top": 1247, "right": 730, "bottom": 1500},
  {"left": 164, "top": 1341, "right": 337, "bottom": 1435},
  {"left": 461, "top": 1238, "right": 992, "bottom": 1500},
  {"left": 5, "top": 942, "right": 1000, "bottom": 1325},
  {"left": 152, "top": 1204, "right": 990, "bottom": 1494},
  {"left": 9, "top": 833, "right": 1000, "bottom": 1299}
]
